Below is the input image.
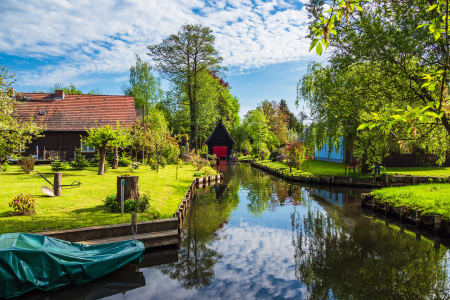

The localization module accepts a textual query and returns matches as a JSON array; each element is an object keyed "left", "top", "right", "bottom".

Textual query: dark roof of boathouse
[{"left": 205, "top": 120, "right": 235, "bottom": 145}]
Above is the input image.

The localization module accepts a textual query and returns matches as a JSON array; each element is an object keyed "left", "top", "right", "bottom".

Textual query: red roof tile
[{"left": 13, "top": 93, "right": 137, "bottom": 131}]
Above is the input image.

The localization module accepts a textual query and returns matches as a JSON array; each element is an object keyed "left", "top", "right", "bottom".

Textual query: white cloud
[{"left": 0, "top": 0, "right": 315, "bottom": 87}]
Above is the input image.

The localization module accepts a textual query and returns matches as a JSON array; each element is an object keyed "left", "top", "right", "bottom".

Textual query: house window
[{"left": 80, "top": 141, "right": 95, "bottom": 152}]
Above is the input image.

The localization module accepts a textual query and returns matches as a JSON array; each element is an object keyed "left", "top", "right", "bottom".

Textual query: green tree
[
  {"left": 258, "top": 100, "right": 290, "bottom": 145},
  {"left": 123, "top": 54, "right": 164, "bottom": 111},
  {"left": 83, "top": 123, "right": 130, "bottom": 175},
  {"left": 0, "top": 67, "right": 42, "bottom": 169},
  {"left": 52, "top": 83, "right": 101, "bottom": 95},
  {"left": 243, "top": 109, "right": 279, "bottom": 157},
  {"left": 148, "top": 24, "right": 223, "bottom": 149}
]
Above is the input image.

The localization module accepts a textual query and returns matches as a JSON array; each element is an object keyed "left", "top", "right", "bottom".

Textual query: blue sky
[{"left": 0, "top": 0, "right": 325, "bottom": 118}]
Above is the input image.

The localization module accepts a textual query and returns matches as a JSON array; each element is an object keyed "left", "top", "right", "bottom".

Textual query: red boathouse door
[{"left": 213, "top": 146, "right": 227, "bottom": 158}]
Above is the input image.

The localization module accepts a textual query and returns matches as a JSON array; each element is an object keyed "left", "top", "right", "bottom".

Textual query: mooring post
[
  {"left": 416, "top": 210, "right": 422, "bottom": 226},
  {"left": 54, "top": 172, "right": 62, "bottom": 196},
  {"left": 121, "top": 179, "right": 125, "bottom": 216},
  {"left": 385, "top": 201, "right": 390, "bottom": 215},
  {"left": 400, "top": 206, "right": 405, "bottom": 221},
  {"left": 435, "top": 215, "right": 442, "bottom": 232}
]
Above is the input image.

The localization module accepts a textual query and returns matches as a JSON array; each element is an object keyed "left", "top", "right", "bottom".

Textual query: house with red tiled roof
[{"left": 13, "top": 90, "right": 137, "bottom": 161}]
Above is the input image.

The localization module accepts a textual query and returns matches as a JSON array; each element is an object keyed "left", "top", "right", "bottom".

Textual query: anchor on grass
[{"left": 36, "top": 171, "right": 81, "bottom": 197}]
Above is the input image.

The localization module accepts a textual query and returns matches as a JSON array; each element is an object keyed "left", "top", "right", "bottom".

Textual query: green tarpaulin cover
[{"left": 0, "top": 232, "right": 145, "bottom": 298}]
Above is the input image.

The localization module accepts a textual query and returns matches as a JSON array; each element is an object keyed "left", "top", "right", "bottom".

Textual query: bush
[
  {"left": 118, "top": 153, "right": 132, "bottom": 167},
  {"left": 9, "top": 193, "right": 36, "bottom": 215},
  {"left": 51, "top": 156, "right": 68, "bottom": 172},
  {"left": 194, "top": 171, "right": 202, "bottom": 177},
  {"left": 258, "top": 148, "right": 270, "bottom": 160},
  {"left": 131, "top": 161, "right": 140, "bottom": 170},
  {"left": 103, "top": 194, "right": 119, "bottom": 212},
  {"left": 71, "top": 149, "right": 89, "bottom": 170},
  {"left": 138, "top": 194, "right": 151, "bottom": 212},
  {"left": 1, "top": 161, "right": 10, "bottom": 172},
  {"left": 18, "top": 155, "right": 35, "bottom": 174},
  {"left": 276, "top": 154, "right": 285, "bottom": 161},
  {"left": 90, "top": 152, "right": 100, "bottom": 167},
  {"left": 269, "top": 151, "right": 279, "bottom": 161},
  {"left": 103, "top": 194, "right": 150, "bottom": 213},
  {"left": 150, "top": 156, "right": 166, "bottom": 170}
]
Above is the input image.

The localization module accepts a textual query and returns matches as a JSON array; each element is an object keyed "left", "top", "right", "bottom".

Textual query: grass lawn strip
[
  {"left": 254, "top": 159, "right": 450, "bottom": 178},
  {"left": 0, "top": 164, "right": 215, "bottom": 234},
  {"left": 370, "top": 184, "right": 450, "bottom": 220}
]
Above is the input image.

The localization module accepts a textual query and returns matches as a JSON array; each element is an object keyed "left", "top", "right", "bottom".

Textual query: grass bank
[
  {"left": 370, "top": 184, "right": 450, "bottom": 219},
  {"left": 0, "top": 164, "right": 215, "bottom": 234},
  {"left": 252, "top": 159, "right": 450, "bottom": 178}
]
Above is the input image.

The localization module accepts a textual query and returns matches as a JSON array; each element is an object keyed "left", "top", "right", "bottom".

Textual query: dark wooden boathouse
[{"left": 205, "top": 120, "right": 235, "bottom": 159}]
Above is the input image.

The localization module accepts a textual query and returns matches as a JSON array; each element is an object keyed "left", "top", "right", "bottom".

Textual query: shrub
[
  {"left": 9, "top": 193, "right": 36, "bottom": 215},
  {"left": 124, "top": 199, "right": 138, "bottom": 212},
  {"left": 103, "top": 194, "right": 119, "bottom": 212},
  {"left": 191, "top": 152, "right": 208, "bottom": 170},
  {"left": 194, "top": 171, "right": 202, "bottom": 177},
  {"left": 18, "top": 155, "right": 35, "bottom": 174},
  {"left": 178, "top": 159, "right": 184, "bottom": 168},
  {"left": 269, "top": 151, "right": 279, "bottom": 161},
  {"left": 258, "top": 148, "right": 270, "bottom": 160},
  {"left": 138, "top": 194, "right": 151, "bottom": 212},
  {"left": 71, "top": 149, "right": 89, "bottom": 170},
  {"left": 276, "top": 154, "right": 285, "bottom": 161},
  {"left": 131, "top": 161, "right": 140, "bottom": 170},
  {"left": 1, "top": 161, "right": 10, "bottom": 172},
  {"left": 51, "top": 156, "right": 68, "bottom": 172},
  {"left": 118, "top": 153, "right": 132, "bottom": 167},
  {"left": 90, "top": 152, "right": 100, "bottom": 166},
  {"left": 150, "top": 156, "right": 166, "bottom": 170}
]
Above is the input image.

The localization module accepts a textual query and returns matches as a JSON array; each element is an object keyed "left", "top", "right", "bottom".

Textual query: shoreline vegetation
[{"left": 0, "top": 164, "right": 215, "bottom": 234}]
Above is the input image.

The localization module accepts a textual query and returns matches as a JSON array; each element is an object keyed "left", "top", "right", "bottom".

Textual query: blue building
[{"left": 313, "top": 138, "right": 345, "bottom": 163}]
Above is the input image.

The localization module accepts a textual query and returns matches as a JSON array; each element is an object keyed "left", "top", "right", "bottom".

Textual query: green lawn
[
  {"left": 255, "top": 159, "right": 347, "bottom": 176},
  {"left": 254, "top": 159, "right": 450, "bottom": 177},
  {"left": 371, "top": 184, "right": 450, "bottom": 219},
  {"left": 238, "top": 155, "right": 256, "bottom": 161},
  {"left": 0, "top": 164, "right": 215, "bottom": 234}
]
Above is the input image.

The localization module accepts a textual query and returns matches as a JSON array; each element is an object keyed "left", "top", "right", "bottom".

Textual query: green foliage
[
  {"left": 258, "top": 148, "right": 270, "bottom": 160},
  {"left": 138, "top": 194, "right": 151, "bottom": 212},
  {"left": 269, "top": 151, "right": 279, "bottom": 162},
  {"left": 83, "top": 123, "right": 130, "bottom": 175},
  {"left": 90, "top": 152, "right": 100, "bottom": 166},
  {"left": 286, "top": 142, "right": 305, "bottom": 170},
  {"left": 51, "top": 156, "right": 68, "bottom": 172},
  {"left": 148, "top": 24, "right": 224, "bottom": 147},
  {"left": 18, "top": 155, "right": 35, "bottom": 174},
  {"left": 1, "top": 161, "right": 9, "bottom": 172},
  {"left": 118, "top": 153, "right": 132, "bottom": 167},
  {"left": 9, "top": 193, "right": 36, "bottom": 215},
  {"left": 194, "top": 171, "right": 202, "bottom": 177},
  {"left": 124, "top": 199, "right": 138, "bottom": 213},
  {"left": 71, "top": 149, "right": 89, "bottom": 170},
  {"left": 0, "top": 67, "right": 43, "bottom": 165},
  {"left": 52, "top": 83, "right": 101, "bottom": 95},
  {"left": 103, "top": 194, "right": 119, "bottom": 212},
  {"left": 123, "top": 54, "right": 164, "bottom": 110}
]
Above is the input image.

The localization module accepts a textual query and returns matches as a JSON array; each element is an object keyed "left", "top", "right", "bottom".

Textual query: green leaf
[
  {"left": 356, "top": 5, "right": 363, "bottom": 12},
  {"left": 425, "top": 111, "right": 440, "bottom": 118},
  {"left": 330, "top": 29, "right": 337, "bottom": 35},
  {"left": 316, "top": 42, "right": 323, "bottom": 55},
  {"left": 428, "top": 4, "right": 437, "bottom": 11},
  {"left": 368, "top": 123, "right": 376, "bottom": 130},
  {"left": 309, "top": 39, "right": 319, "bottom": 52},
  {"left": 417, "top": 23, "right": 430, "bottom": 29},
  {"left": 407, "top": 105, "right": 412, "bottom": 111},
  {"left": 407, "top": 125, "right": 413, "bottom": 133},
  {"left": 357, "top": 123, "right": 369, "bottom": 131}
]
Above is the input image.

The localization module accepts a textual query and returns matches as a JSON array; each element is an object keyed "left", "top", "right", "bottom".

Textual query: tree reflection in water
[
  {"left": 157, "top": 182, "right": 240, "bottom": 289},
  {"left": 291, "top": 205, "right": 450, "bottom": 299}
]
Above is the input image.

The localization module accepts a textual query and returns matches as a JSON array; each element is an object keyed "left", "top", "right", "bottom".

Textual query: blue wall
[{"left": 314, "top": 138, "right": 345, "bottom": 163}]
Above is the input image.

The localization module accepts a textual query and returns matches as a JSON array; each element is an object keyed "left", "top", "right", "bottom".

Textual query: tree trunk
[
  {"left": 116, "top": 176, "right": 139, "bottom": 204},
  {"left": 112, "top": 147, "right": 118, "bottom": 169},
  {"left": 98, "top": 141, "right": 107, "bottom": 175}
]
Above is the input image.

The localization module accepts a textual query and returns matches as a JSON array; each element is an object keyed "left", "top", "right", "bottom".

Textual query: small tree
[
  {"left": 83, "top": 123, "right": 130, "bottom": 175},
  {"left": 71, "top": 148, "right": 89, "bottom": 170},
  {"left": 286, "top": 141, "right": 304, "bottom": 170}
]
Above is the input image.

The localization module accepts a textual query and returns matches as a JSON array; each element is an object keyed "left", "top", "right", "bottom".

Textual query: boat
[{"left": 0, "top": 232, "right": 145, "bottom": 298}]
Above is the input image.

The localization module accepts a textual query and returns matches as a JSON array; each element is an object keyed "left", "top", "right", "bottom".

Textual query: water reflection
[{"left": 22, "top": 164, "right": 450, "bottom": 299}]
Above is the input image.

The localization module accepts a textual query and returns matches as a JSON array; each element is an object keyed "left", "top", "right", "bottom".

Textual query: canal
[{"left": 25, "top": 163, "right": 450, "bottom": 299}]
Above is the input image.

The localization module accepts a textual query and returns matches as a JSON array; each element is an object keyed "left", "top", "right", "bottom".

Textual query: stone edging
[
  {"left": 247, "top": 161, "right": 449, "bottom": 188},
  {"left": 361, "top": 193, "right": 450, "bottom": 236}
]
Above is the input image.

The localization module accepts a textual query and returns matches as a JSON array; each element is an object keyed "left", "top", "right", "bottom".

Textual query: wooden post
[
  {"left": 54, "top": 172, "right": 62, "bottom": 196},
  {"left": 416, "top": 210, "right": 422, "bottom": 226},
  {"left": 116, "top": 176, "right": 139, "bottom": 204},
  {"left": 400, "top": 206, "right": 405, "bottom": 221},
  {"left": 435, "top": 215, "right": 442, "bottom": 232},
  {"left": 385, "top": 201, "right": 390, "bottom": 215}
]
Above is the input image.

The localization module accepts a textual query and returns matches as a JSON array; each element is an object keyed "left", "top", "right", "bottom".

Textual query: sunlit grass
[
  {"left": 0, "top": 164, "right": 215, "bottom": 234},
  {"left": 371, "top": 184, "right": 450, "bottom": 219}
]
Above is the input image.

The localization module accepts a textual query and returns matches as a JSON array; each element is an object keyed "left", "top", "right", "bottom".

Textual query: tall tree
[
  {"left": 123, "top": 54, "right": 164, "bottom": 111},
  {"left": 243, "top": 109, "right": 279, "bottom": 155},
  {"left": 0, "top": 67, "right": 42, "bottom": 168},
  {"left": 148, "top": 24, "right": 222, "bottom": 149},
  {"left": 258, "top": 100, "right": 290, "bottom": 145}
]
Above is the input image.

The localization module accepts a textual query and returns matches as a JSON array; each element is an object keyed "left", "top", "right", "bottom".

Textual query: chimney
[
  {"left": 54, "top": 89, "right": 65, "bottom": 99},
  {"left": 10, "top": 87, "right": 15, "bottom": 97}
]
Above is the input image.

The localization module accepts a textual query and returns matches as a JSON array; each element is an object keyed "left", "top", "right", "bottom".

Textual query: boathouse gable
[{"left": 205, "top": 120, "right": 235, "bottom": 158}]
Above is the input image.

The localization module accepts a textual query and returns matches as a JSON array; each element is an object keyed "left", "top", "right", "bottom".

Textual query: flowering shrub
[
  {"left": 9, "top": 193, "right": 36, "bottom": 215},
  {"left": 131, "top": 161, "right": 140, "bottom": 169},
  {"left": 276, "top": 154, "right": 285, "bottom": 161}
]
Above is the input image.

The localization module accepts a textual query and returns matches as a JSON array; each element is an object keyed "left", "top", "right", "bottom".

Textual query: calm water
[{"left": 25, "top": 164, "right": 450, "bottom": 299}]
